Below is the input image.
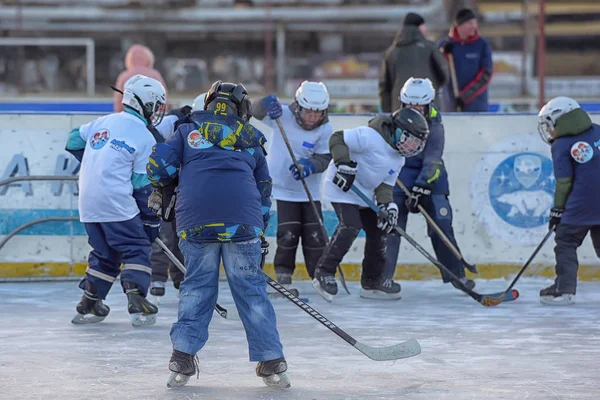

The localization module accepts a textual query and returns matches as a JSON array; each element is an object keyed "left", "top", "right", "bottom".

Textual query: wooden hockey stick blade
[
  {"left": 479, "top": 289, "right": 520, "bottom": 307},
  {"left": 354, "top": 339, "right": 421, "bottom": 361}
]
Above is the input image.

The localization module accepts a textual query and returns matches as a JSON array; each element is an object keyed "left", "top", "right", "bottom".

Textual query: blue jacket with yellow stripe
[
  {"left": 395, "top": 106, "right": 449, "bottom": 196},
  {"left": 147, "top": 110, "right": 272, "bottom": 243}
]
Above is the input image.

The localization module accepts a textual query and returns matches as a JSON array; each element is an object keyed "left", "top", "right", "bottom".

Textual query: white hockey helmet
[
  {"left": 537, "top": 96, "right": 580, "bottom": 144},
  {"left": 122, "top": 74, "right": 167, "bottom": 126},
  {"left": 191, "top": 92, "right": 207, "bottom": 112},
  {"left": 293, "top": 81, "right": 330, "bottom": 130},
  {"left": 400, "top": 77, "right": 435, "bottom": 117}
]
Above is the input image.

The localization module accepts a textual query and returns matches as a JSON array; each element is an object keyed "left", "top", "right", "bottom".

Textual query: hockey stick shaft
[
  {"left": 395, "top": 179, "right": 477, "bottom": 273},
  {"left": 349, "top": 185, "right": 495, "bottom": 302},
  {"left": 506, "top": 226, "right": 555, "bottom": 293},
  {"left": 155, "top": 237, "right": 233, "bottom": 319},
  {"left": 447, "top": 54, "right": 462, "bottom": 112},
  {"left": 264, "top": 273, "right": 420, "bottom": 361},
  {"left": 274, "top": 118, "right": 350, "bottom": 294}
]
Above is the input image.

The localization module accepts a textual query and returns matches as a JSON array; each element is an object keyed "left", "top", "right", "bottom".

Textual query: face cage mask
[
  {"left": 395, "top": 128, "right": 426, "bottom": 157},
  {"left": 295, "top": 107, "right": 326, "bottom": 130},
  {"left": 537, "top": 120, "right": 555, "bottom": 144}
]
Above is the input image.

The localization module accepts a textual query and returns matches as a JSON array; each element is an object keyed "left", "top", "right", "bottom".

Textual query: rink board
[{"left": 1, "top": 112, "right": 600, "bottom": 280}]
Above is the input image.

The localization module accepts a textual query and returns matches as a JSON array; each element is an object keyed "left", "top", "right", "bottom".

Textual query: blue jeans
[{"left": 170, "top": 238, "right": 284, "bottom": 361}]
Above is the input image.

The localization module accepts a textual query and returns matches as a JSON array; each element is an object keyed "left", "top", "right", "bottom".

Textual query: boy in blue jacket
[
  {"left": 439, "top": 8, "right": 492, "bottom": 112},
  {"left": 537, "top": 97, "right": 600, "bottom": 305},
  {"left": 147, "top": 81, "right": 289, "bottom": 389}
]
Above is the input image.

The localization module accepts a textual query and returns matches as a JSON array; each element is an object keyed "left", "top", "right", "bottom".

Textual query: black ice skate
[
  {"left": 124, "top": 282, "right": 158, "bottom": 327},
  {"left": 359, "top": 278, "right": 402, "bottom": 300},
  {"left": 71, "top": 285, "right": 110, "bottom": 325},
  {"left": 166, "top": 349, "right": 198, "bottom": 388},
  {"left": 540, "top": 284, "right": 575, "bottom": 306},
  {"left": 451, "top": 277, "right": 476, "bottom": 292},
  {"left": 312, "top": 271, "right": 338, "bottom": 302},
  {"left": 150, "top": 281, "right": 165, "bottom": 306},
  {"left": 268, "top": 273, "right": 300, "bottom": 299},
  {"left": 256, "top": 357, "right": 291, "bottom": 389}
]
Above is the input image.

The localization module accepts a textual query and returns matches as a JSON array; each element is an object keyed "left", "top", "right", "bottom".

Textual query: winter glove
[
  {"left": 376, "top": 203, "right": 399, "bottom": 234},
  {"left": 549, "top": 207, "right": 563, "bottom": 230},
  {"left": 262, "top": 94, "right": 283, "bottom": 119},
  {"left": 289, "top": 158, "right": 316, "bottom": 181},
  {"left": 180, "top": 105, "right": 192, "bottom": 117},
  {"left": 261, "top": 236, "right": 270, "bottom": 256},
  {"left": 456, "top": 97, "right": 466, "bottom": 110},
  {"left": 440, "top": 41, "right": 454, "bottom": 54},
  {"left": 406, "top": 185, "right": 431, "bottom": 214},
  {"left": 148, "top": 185, "right": 177, "bottom": 222},
  {"left": 332, "top": 161, "right": 358, "bottom": 192}
]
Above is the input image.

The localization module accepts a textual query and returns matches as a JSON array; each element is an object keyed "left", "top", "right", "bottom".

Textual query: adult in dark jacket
[
  {"left": 537, "top": 97, "right": 600, "bottom": 306},
  {"left": 439, "top": 8, "right": 493, "bottom": 112},
  {"left": 382, "top": 77, "right": 475, "bottom": 291},
  {"left": 379, "top": 12, "right": 449, "bottom": 113}
]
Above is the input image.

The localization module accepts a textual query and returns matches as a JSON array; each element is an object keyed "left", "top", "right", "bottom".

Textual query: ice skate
[
  {"left": 451, "top": 277, "right": 476, "bottom": 291},
  {"left": 71, "top": 287, "right": 110, "bottom": 325},
  {"left": 150, "top": 281, "right": 165, "bottom": 306},
  {"left": 360, "top": 278, "right": 402, "bottom": 300},
  {"left": 268, "top": 273, "right": 300, "bottom": 299},
  {"left": 540, "top": 285, "right": 575, "bottom": 306},
  {"left": 167, "top": 349, "right": 198, "bottom": 388},
  {"left": 256, "top": 357, "right": 291, "bottom": 389},
  {"left": 124, "top": 282, "right": 158, "bottom": 327},
  {"left": 312, "top": 271, "right": 337, "bottom": 302}
]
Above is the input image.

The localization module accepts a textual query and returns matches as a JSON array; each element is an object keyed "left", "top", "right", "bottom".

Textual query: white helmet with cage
[
  {"left": 537, "top": 96, "right": 580, "bottom": 144},
  {"left": 121, "top": 74, "right": 167, "bottom": 126},
  {"left": 400, "top": 77, "right": 435, "bottom": 117},
  {"left": 293, "top": 81, "right": 330, "bottom": 130},
  {"left": 191, "top": 92, "right": 207, "bottom": 112}
]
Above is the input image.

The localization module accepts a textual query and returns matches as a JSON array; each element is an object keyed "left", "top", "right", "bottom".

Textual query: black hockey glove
[
  {"left": 260, "top": 236, "right": 269, "bottom": 270},
  {"left": 332, "top": 161, "right": 358, "bottom": 192},
  {"left": 148, "top": 185, "right": 177, "bottom": 222},
  {"left": 440, "top": 41, "right": 454, "bottom": 54},
  {"left": 406, "top": 185, "right": 431, "bottom": 214},
  {"left": 548, "top": 207, "right": 563, "bottom": 230},
  {"left": 376, "top": 203, "right": 399, "bottom": 234}
]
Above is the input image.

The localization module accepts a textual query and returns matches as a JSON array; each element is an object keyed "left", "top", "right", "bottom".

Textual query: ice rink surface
[{"left": 1, "top": 278, "right": 599, "bottom": 400}]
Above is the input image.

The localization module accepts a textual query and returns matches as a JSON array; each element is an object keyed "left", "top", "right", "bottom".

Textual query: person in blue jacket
[
  {"left": 147, "top": 81, "right": 289, "bottom": 389},
  {"left": 537, "top": 96, "right": 600, "bottom": 306},
  {"left": 439, "top": 8, "right": 492, "bottom": 112},
  {"left": 383, "top": 77, "right": 475, "bottom": 291}
]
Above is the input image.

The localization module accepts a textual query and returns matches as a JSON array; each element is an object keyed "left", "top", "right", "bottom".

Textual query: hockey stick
[
  {"left": 349, "top": 185, "right": 519, "bottom": 306},
  {"left": 447, "top": 54, "right": 462, "bottom": 112},
  {"left": 155, "top": 238, "right": 239, "bottom": 320},
  {"left": 264, "top": 274, "right": 421, "bottom": 361},
  {"left": 480, "top": 226, "right": 556, "bottom": 306},
  {"left": 395, "top": 179, "right": 478, "bottom": 274},
  {"left": 274, "top": 118, "right": 350, "bottom": 295}
]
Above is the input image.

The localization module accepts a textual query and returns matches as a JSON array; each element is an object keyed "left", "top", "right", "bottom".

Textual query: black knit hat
[
  {"left": 455, "top": 8, "right": 476, "bottom": 26},
  {"left": 404, "top": 12, "right": 425, "bottom": 27}
]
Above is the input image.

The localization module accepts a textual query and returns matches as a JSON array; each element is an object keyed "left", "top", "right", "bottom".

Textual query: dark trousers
[
  {"left": 384, "top": 192, "right": 465, "bottom": 282},
  {"left": 80, "top": 215, "right": 152, "bottom": 299},
  {"left": 554, "top": 224, "right": 600, "bottom": 294},
  {"left": 150, "top": 218, "right": 185, "bottom": 287},
  {"left": 274, "top": 200, "right": 326, "bottom": 279},
  {"left": 316, "top": 202, "right": 386, "bottom": 285}
]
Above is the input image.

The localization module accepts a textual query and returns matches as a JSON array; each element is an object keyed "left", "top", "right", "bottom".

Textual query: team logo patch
[
  {"left": 439, "top": 207, "right": 448, "bottom": 217},
  {"left": 471, "top": 133, "right": 555, "bottom": 246},
  {"left": 187, "top": 130, "right": 213, "bottom": 149},
  {"left": 570, "top": 141, "right": 593, "bottom": 164},
  {"left": 90, "top": 129, "right": 110, "bottom": 150}
]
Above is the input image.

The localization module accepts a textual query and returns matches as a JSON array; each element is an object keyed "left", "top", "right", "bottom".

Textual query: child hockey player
[
  {"left": 537, "top": 97, "right": 600, "bottom": 305},
  {"left": 383, "top": 78, "right": 475, "bottom": 291},
  {"left": 149, "top": 93, "right": 206, "bottom": 303},
  {"left": 66, "top": 74, "right": 166, "bottom": 326},
  {"left": 251, "top": 81, "right": 332, "bottom": 287},
  {"left": 147, "top": 81, "right": 289, "bottom": 389},
  {"left": 313, "top": 107, "right": 430, "bottom": 301}
]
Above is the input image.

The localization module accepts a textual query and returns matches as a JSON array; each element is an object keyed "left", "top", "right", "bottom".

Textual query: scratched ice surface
[{"left": 1, "top": 278, "right": 599, "bottom": 400}]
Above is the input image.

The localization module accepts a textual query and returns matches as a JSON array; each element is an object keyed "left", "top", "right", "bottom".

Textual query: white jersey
[
  {"left": 265, "top": 105, "right": 332, "bottom": 202},
  {"left": 155, "top": 114, "right": 179, "bottom": 140},
  {"left": 77, "top": 112, "right": 156, "bottom": 223},
  {"left": 323, "top": 126, "right": 405, "bottom": 207}
]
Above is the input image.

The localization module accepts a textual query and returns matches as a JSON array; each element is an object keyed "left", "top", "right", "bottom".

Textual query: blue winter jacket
[
  {"left": 148, "top": 111, "right": 272, "bottom": 243},
  {"left": 439, "top": 28, "right": 493, "bottom": 112},
  {"left": 394, "top": 107, "right": 449, "bottom": 196}
]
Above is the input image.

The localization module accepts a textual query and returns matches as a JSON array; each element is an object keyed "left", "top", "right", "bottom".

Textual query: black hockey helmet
[
  {"left": 391, "top": 107, "right": 430, "bottom": 157},
  {"left": 204, "top": 81, "right": 252, "bottom": 122}
]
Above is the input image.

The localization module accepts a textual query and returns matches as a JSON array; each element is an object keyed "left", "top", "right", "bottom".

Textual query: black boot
[
  {"left": 123, "top": 281, "right": 158, "bottom": 327},
  {"left": 71, "top": 282, "right": 110, "bottom": 325},
  {"left": 360, "top": 277, "right": 402, "bottom": 300},
  {"left": 540, "top": 284, "right": 575, "bottom": 306},
  {"left": 256, "top": 357, "right": 290, "bottom": 389},
  {"left": 167, "top": 349, "right": 198, "bottom": 388},
  {"left": 312, "top": 269, "right": 338, "bottom": 302}
]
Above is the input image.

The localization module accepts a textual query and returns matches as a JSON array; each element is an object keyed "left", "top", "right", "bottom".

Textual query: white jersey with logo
[
  {"left": 265, "top": 105, "right": 332, "bottom": 202},
  {"left": 323, "top": 126, "right": 405, "bottom": 207},
  {"left": 77, "top": 112, "right": 156, "bottom": 223}
]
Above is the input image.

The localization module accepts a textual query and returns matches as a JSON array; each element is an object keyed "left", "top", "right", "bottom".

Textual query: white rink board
[{"left": 1, "top": 113, "right": 599, "bottom": 268}]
